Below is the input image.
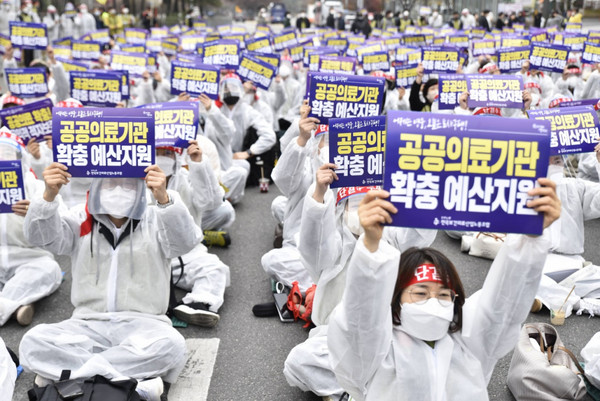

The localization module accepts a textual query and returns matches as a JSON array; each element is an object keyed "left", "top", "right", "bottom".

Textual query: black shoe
[
  {"left": 252, "top": 302, "right": 278, "bottom": 317},
  {"left": 173, "top": 302, "right": 220, "bottom": 327},
  {"left": 273, "top": 224, "right": 283, "bottom": 248}
]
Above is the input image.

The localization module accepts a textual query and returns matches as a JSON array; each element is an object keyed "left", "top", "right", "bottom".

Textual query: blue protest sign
[
  {"left": 52, "top": 107, "right": 155, "bottom": 177},
  {"left": 110, "top": 51, "right": 149, "bottom": 77},
  {"left": 528, "top": 106, "right": 600, "bottom": 155},
  {"left": 421, "top": 46, "right": 460, "bottom": 74},
  {"left": 237, "top": 54, "right": 277, "bottom": 90},
  {"left": 0, "top": 98, "right": 53, "bottom": 143},
  {"left": 329, "top": 116, "right": 385, "bottom": 188},
  {"left": 199, "top": 39, "right": 240, "bottom": 69},
  {"left": 471, "top": 39, "right": 496, "bottom": 56},
  {"left": 318, "top": 56, "right": 356, "bottom": 75},
  {"left": 0, "top": 160, "right": 24, "bottom": 213},
  {"left": 384, "top": 111, "right": 551, "bottom": 235},
  {"left": 70, "top": 71, "right": 124, "bottom": 107},
  {"left": 5, "top": 67, "right": 48, "bottom": 98},
  {"left": 497, "top": 46, "right": 531, "bottom": 73},
  {"left": 245, "top": 35, "right": 273, "bottom": 53},
  {"left": 9, "top": 21, "right": 47, "bottom": 50},
  {"left": 361, "top": 51, "right": 390, "bottom": 73},
  {"left": 466, "top": 75, "right": 524, "bottom": 109},
  {"left": 530, "top": 42, "right": 569, "bottom": 73},
  {"left": 395, "top": 64, "right": 419, "bottom": 89},
  {"left": 306, "top": 72, "right": 385, "bottom": 124},
  {"left": 582, "top": 42, "right": 600, "bottom": 65},
  {"left": 140, "top": 102, "right": 198, "bottom": 149},
  {"left": 170, "top": 60, "right": 220, "bottom": 99},
  {"left": 438, "top": 74, "right": 467, "bottom": 110}
]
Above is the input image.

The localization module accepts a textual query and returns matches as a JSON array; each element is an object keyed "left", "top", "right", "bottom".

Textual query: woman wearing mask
[
  {"left": 409, "top": 63, "right": 438, "bottom": 112},
  {"left": 327, "top": 182, "right": 561, "bottom": 401}
]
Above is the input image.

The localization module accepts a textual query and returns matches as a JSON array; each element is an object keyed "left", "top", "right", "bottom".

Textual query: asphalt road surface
[{"left": 4, "top": 182, "right": 600, "bottom": 401}]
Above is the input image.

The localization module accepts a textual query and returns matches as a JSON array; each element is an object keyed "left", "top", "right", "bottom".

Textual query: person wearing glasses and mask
[
  {"left": 327, "top": 182, "right": 561, "bottom": 401},
  {"left": 21, "top": 162, "right": 201, "bottom": 401}
]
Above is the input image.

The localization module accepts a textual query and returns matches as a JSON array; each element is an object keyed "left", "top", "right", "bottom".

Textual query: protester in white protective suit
[
  {"left": 21, "top": 163, "right": 200, "bottom": 401},
  {"left": 242, "top": 80, "right": 274, "bottom": 127},
  {"left": 261, "top": 102, "right": 320, "bottom": 293},
  {"left": 43, "top": 5, "right": 61, "bottom": 42},
  {"left": 0, "top": 128, "right": 62, "bottom": 327},
  {"left": 460, "top": 8, "right": 476, "bottom": 29},
  {"left": 218, "top": 73, "right": 276, "bottom": 203},
  {"left": 0, "top": 0, "right": 16, "bottom": 35},
  {"left": 327, "top": 181, "right": 561, "bottom": 401},
  {"left": 60, "top": 3, "right": 76, "bottom": 39},
  {"left": 74, "top": 4, "right": 97, "bottom": 40},
  {"left": 555, "top": 64, "right": 585, "bottom": 99},
  {"left": 533, "top": 154, "right": 600, "bottom": 317},
  {"left": 284, "top": 171, "right": 437, "bottom": 400},
  {"left": 153, "top": 141, "right": 230, "bottom": 326},
  {"left": 272, "top": 59, "right": 304, "bottom": 132}
]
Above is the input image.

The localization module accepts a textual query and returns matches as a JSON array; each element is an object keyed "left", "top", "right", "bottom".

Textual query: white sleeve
[
  {"left": 50, "top": 61, "right": 70, "bottom": 103},
  {"left": 328, "top": 237, "right": 400, "bottom": 399},
  {"left": 271, "top": 138, "right": 310, "bottom": 197},
  {"left": 298, "top": 183, "right": 341, "bottom": 282},
  {"left": 155, "top": 190, "right": 202, "bottom": 259},
  {"left": 187, "top": 159, "right": 224, "bottom": 212},
  {"left": 247, "top": 109, "right": 276, "bottom": 156},
  {"left": 461, "top": 233, "right": 551, "bottom": 383},
  {"left": 0, "top": 337, "right": 15, "bottom": 401}
]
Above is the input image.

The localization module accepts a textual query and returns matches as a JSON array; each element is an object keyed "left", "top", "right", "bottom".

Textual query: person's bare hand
[
  {"left": 359, "top": 189, "right": 397, "bottom": 252},
  {"left": 11, "top": 199, "right": 30, "bottom": 217},
  {"left": 187, "top": 139, "right": 203, "bottom": 162},
  {"left": 313, "top": 163, "right": 338, "bottom": 203},
  {"left": 43, "top": 162, "right": 70, "bottom": 202},
  {"left": 526, "top": 177, "right": 561, "bottom": 230}
]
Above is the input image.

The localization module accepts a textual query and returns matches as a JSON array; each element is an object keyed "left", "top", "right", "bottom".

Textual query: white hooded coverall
[{"left": 20, "top": 189, "right": 200, "bottom": 382}]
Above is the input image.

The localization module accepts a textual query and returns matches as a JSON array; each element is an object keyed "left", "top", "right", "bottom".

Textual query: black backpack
[{"left": 28, "top": 370, "right": 140, "bottom": 401}]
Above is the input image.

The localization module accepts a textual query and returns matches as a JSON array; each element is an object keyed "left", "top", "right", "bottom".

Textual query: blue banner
[
  {"left": 361, "top": 51, "right": 390, "bottom": 73},
  {"left": 70, "top": 71, "right": 124, "bottom": 107},
  {"left": 0, "top": 160, "right": 24, "bottom": 213},
  {"left": 0, "top": 98, "right": 53, "bottom": 144},
  {"left": 329, "top": 116, "right": 385, "bottom": 188},
  {"left": 530, "top": 42, "right": 569, "bottom": 73},
  {"left": 306, "top": 72, "right": 385, "bottom": 124},
  {"left": 318, "top": 56, "right": 356, "bottom": 75},
  {"left": 582, "top": 42, "right": 600, "bottom": 65},
  {"left": 5, "top": 67, "right": 48, "bottom": 98},
  {"left": 272, "top": 30, "right": 298, "bottom": 50},
  {"left": 140, "top": 102, "right": 198, "bottom": 149},
  {"left": 395, "top": 64, "right": 419, "bottom": 89},
  {"left": 82, "top": 29, "right": 111, "bottom": 44},
  {"left": 466, "top": 75, "right": 524, "bottom": 109},
  {"left": 170, "top": 60, "right": 220, "bottom": 99},
  {"left": 421, "top": 46, "right": 460, "bottom": 74},
  {"left": 9, "top": 21, "right": 47, "bottom": 50},
  {"left": 124, "top": 28, "right": 148, "bottom": 45},
  {"left": 198, "top": 39, "right": 240, "bottom": 69},
  {"left": 110, "top": 51, "right": 148, "bottom": 77},
  {"left": 528, "top": 106, "right": 600, "bottom": 155},
  {"left": 71, "top": 40, "right": 102, "bottom": 60},
  {"left": 52, "top": 107, "right": 155, "bottom": 178},
  {"left": 471, "top": 39, "right": 496, "bottom": 56},
  {"left": 559, "top": 99, "right": 599, "bottom": 108},
  {"left": 438, "top": 74, "right": 466, "bottom": 110},
  {"left": 384, "top": 111, "right": 551, "bottom": 235},
  {"left": 245, "top": 36, "right": 273, "bottom": 53},
  {"left": 497, "top": 46, "right": 530, "bottom": 73},
  {"left": 237, "top": 54, "right": 277, "bottom": 90}
]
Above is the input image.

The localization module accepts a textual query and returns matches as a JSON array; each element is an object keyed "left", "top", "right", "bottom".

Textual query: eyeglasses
[{"left": 407, "top": 287, "right": 457, "bottom": 307}]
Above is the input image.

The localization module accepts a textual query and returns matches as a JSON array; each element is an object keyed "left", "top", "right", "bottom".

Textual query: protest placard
[
  {"left": 52, "top": 107, "right": 155, "bottom": 178},
  {"left": 528, "top": 106, "right": 600, "bottom": 155},
  {"left": 198, "top": 39, "right": 240, "bottom": 69},
  {"left": 140, "top": 102, "right": 198, "bottom": 149},
  {"left": 421, "top": 47, "right": 460, "bottom": 74},
  {"left": 110, "top": 51, "right": 148, "bottom": 77},
  {"left": 70, "top": 71, "right": 124, "bottom": 107},
  {"left": 0, "top": 98, "right": 52, "bottom": 144},
  {"left": 237, "top": 54, "right": 277, "bottom": 90},
  {"left": 318, "top": 56, "right": 356, "bottom": 75},
  {"left": 306, "top": 72, "right": 385, "bottom": 124},
  {"left": 329, "top": 116, "right": 385, "bottom": 187},
  {"left": 361, "top": 51, "right": 390, "bottom": 73},
  {"left": 0, "top": 160, "right": 24, "bottom": 214},
  {"left": 497, "top": 46, "right": 531, "bottom": 73},
  {"left": 384, "top": 110, "right": 551, "bottom": 235},
  {"left": 438, "top": 74, "right": 467, "bottom": 110},
  {"left": 170, "top": 60, "right": 220, "bottom": 99},
  {"left": 529, "top": 42, "right": 569, "bottom": 73},
  {"left": 9, "top": 21, "right": 47, "bottom": 49},
  {"left": 5, "top": 67, "right": 47, "bottom": 98},
  {"left": 582, "top": 41, "right": 600, "bottom": 65},
  {"left": 395, "top": 64, "right": 419, "bottom": 89},
  {"left": 72, "top": 40, "right": 102, "bottom": 60},
  {"left": 466, "top": 75, "right": 524, "bottom": 109}
]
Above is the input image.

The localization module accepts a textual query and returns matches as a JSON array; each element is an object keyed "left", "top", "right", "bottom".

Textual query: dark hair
[
  {"left": 391, "top": 247, "right": 466, "bottom": 333},
  {"left": 422, "top": 79, "right": 438, "bottom": 103}
]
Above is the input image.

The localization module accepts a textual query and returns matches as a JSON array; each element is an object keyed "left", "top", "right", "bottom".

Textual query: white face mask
[
  {"left": 343, "top": 196, "right": 364, "bottom": 237},
  {"left": 100, "top": 186, "right": 137, "bottom": 219},
  {"left": 156, "top": 155, "right": 175, "bottom": 177},
  {"left": 0, "top": 145, "right": 17, "bottom": 160},
  {"left": 531, "top": 92, "right": 541, "bottom": 107},
  {"left": 401, "top": 297, "right": 454, "bottom": 341},
  {"left": 547, "top": 164, "right": 564, "bottom": 181},
  {"left": 426, "top": 89, "right": 438, "bottom": 103}
]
